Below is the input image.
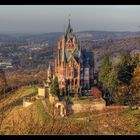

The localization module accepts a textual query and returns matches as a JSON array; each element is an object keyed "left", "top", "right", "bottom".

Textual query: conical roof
[{"left": 48, "top": 64, "right": 52, "bottom": 71}]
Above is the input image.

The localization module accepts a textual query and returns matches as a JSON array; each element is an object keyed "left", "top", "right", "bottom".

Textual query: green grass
[
  {"left": 0, "top": 85, "right": 38, "bottom": 113},
  {"left": 69, "top": 112, "right": 89, "bottom": 118},
  {"left": 127, "top": 109, "right": 140, "bottom": 116},
  {"left": 16, "top": 85, "right": 37, "bottom": 99},
  {"left": 35, "top": 99, "right": 50, "bottom": 122},
  {"left": 12, "top": 85, "right": 37, "bottom": 109},
  {"left": 124, "top": 109, "right": 140, "bottom": 132}
]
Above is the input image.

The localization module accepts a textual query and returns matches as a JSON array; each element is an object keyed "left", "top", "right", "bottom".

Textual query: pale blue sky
[{"left": 0, "top": 5, "right": 140, "bottom": 33}]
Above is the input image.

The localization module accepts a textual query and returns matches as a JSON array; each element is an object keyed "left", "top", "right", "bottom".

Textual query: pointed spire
[
  {"left": 47, "top": 63, "right": 53, "bottom": 78},
  {"left": 65, "top": 14, "right": 73, "bottom": 41},
  {"left": 48, "top": 63, "right": 51, "bottom": 71}
]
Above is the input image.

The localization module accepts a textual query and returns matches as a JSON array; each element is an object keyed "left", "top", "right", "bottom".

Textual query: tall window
[
  {"left": 74, "top": 68, "right": 78, "bottom": 77},
  {"left": 75, "top": 79, "right": 77, "bottom": 85},
  {"left": 71, "top": 79, "right": 74, "bottom": 86}
]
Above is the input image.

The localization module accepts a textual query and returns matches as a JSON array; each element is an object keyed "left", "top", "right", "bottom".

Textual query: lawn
[
  {"left": 16, "top": 85, "right": 37, "bottom": 98},
  {"left": 125, "top": 109, "right": 140, "bottom": 132},
  {"left": 1, "top": 86, "right": 140, "bottom": 134},
  {"left": 0, "top": 85, "right": 38, "bottom": 113},
  {"left": 35, "top": 99, "right": 51, "bottom": 122}
]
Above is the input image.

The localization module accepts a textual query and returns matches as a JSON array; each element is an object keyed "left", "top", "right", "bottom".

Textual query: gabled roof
[{"left": 68, "top": 55, "right": 79, "bottom": 65}]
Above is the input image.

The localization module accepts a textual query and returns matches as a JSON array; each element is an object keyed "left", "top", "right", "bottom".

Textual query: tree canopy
[{"left": 50, "top": 76, "right": 60, "bottom": 97}]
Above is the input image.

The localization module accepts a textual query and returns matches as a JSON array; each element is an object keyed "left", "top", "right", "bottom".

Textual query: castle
[
  {"left": 34, "top": 19, "right": 106, "bottom": 117},
  {"left": 52, "top": 18, "right": 94, "bottom": 97}
]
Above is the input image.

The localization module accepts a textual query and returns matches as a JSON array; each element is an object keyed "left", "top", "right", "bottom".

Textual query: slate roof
[{"left": 65, "top": 19, "right": 74, "bottom": 41}]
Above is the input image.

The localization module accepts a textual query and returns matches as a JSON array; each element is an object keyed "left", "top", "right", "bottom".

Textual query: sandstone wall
[
  {"left": 67, "top": 100, "right": 106, "bottom": 113},
  {"left": 38, "top": 87, "right": 46, "bottom": 97},
  {"left": 23, "top": 101, "right": 33, "bottom": 107}
]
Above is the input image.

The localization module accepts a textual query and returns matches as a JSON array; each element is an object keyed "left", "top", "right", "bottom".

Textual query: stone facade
[
  {"left": 23, "top": 97, "right": 34, "bottom": 107},
  {"left": 67, "top": 99, "right": 106, "bottom": 113},
  {"left": 23, "top": 100, "right": 33, "bottom": 107},
  {"left": 54, "top": 19, "right": 94, "bottom": 97},
  {"left": 42, "top": 19, "right": 106, "bottom": 117},
  {"left": 55, "top": 102, "right": 67, "bottom": 117},
  {"left": 38, "top": 87, "right": 46, "bottom": 97}
]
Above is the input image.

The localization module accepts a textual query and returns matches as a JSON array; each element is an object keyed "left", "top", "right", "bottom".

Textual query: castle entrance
[{"left": 55, "top": 102, "right": 66, "bottom": 117}]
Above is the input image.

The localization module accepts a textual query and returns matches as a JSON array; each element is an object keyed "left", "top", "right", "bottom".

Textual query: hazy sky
[{"left": 0, "top": 5, "right": 140, "bottom": 33}]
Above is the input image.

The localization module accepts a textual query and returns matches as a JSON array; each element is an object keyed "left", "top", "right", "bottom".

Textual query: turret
[
  {"left": 61, "top": 35, "right": 65, "bottom": 48},
  {"left": 57, "top": 42, "right": 60, "bottom": 65},
  {"left": 55, "top": 59, "right": 57, "bottom": 73},
  {"left": 47, "top": 64, "right": 53, "bottom": 79}
]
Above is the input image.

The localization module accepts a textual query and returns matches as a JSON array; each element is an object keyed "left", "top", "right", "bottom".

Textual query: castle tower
[
  {"left": 47, "top": 64, "right": 53, "bottom": 79},
  {"left": 54, "top": 17, "right": 95, "bottom": 96},
  {"left": 65, "top": 17, "right": 73, "bottom": 41},
  {"left": 57, "top": 41, "right": 61, "bottom": 66}
]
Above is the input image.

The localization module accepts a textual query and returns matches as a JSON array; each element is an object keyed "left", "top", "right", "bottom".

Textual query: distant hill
[
  {"left": 0, "top": 31, "right": 140, "bottom": 70},
  {"left": 0, "top": 30, "right": 139, "bottom": 44},
  {"left": 76, "top": 31, "right": 139, "bottom": 40}
]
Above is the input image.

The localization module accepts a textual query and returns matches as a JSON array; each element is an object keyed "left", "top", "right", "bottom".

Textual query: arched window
[
  {"left": 67, "top": 79, "right": 70, "bottom": 85},
  {"left": 58, "top": 105, "right": 61, "bottom": 115},
  {"left": 74, "top": 68, "right": 78, "bottom": 77},
  {"left": 71, "top": 79, "right": 74, "bottom": 86}
]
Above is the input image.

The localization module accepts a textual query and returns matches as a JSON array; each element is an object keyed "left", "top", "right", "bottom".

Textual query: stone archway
[
  {"left": 55, "top": 102, "right": 66, "bottom": 117},
  {"left": 58, "top": 105, "right": 61, "bottom": 115}
]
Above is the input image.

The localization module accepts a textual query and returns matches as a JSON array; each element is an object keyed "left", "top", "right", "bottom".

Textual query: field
[{"left": 0, "top": 86, "right": 140, "bottom": 135}]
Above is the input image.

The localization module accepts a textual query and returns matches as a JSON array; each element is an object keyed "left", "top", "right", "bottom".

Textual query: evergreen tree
[
  {"left": 130, "top": 65, "right": 140, "bottom": 95},
  {"left": 99, "top": 55, "right": 112, "bottom": 101},
  {"left": 107, "top": 66, "right": 118, "bottom": 94},
  {"left": 50, "top": 76, "right": 60, "bottom": 97},
  {"left": 99, "top": 55, "right": 111, "bottom": 86},
  {"left": 99, "top": 51, "right": 139, "bottom": 105},
  {"left": 131, "top": 54, "right": 139, "bottom": 69},
  {"left": 0, "top": 69, "right": 7, "bottom": 96},
  {"left": 117, "top": 51, "right": 133, "bottom": 85}
]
